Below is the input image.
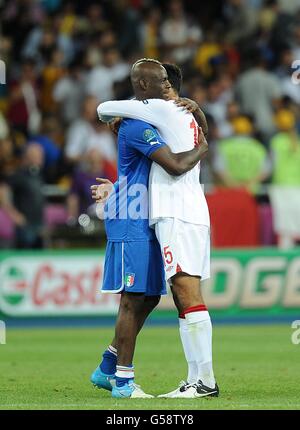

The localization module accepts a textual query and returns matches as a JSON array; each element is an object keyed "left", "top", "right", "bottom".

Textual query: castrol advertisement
[
  {"left": 0, "top": 253, "right": 119, "bottom": 316},
  {"left": 0, "top": 249, "right": 300, "bottom": 318}
]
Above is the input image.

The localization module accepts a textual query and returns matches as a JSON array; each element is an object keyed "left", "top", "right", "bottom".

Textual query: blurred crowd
[{"left": 0, "top": 0, "right": 300, "bottom": 248}]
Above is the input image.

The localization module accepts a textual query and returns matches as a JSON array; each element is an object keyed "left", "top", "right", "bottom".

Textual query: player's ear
[{"left": 139, "top": 79, "right": 148, "bottom": 91}]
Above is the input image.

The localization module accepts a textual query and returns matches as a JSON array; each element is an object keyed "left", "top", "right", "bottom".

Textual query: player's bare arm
[
  {"left": 150, "top": 127, "right": 208, "bottom": 176},
  {"left": 175, "top": 97, "right": 208, "bottom": 137}
]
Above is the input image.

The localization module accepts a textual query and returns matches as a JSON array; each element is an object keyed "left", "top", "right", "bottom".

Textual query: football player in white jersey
[{"left": 95, "top": 60, "right": 218, "bottom": 398}]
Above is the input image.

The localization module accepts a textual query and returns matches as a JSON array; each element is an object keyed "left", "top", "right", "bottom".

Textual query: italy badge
[{"left": 125, "top": 273, "right": 135, "bottom": 287}]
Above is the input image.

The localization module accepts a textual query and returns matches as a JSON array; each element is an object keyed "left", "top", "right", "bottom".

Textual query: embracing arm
[
  {"left": 150, "top": 128, "right": 208, "bottom": 176},
  {"left": 193, "top": 108, "right": 208, "bottom": 137},
  {"left": 97, "top": 100, "right": 159, "bottom": 126},
  {"left": 98, "top": 98, "right": 208, "bottom": 136}
]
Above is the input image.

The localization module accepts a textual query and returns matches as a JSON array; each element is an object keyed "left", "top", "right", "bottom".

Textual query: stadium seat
[
  {"left": 0, "top": 208, "right": 15, "bottom": 240},
  {"left": 44, "top": 204, "right": 68, "bottom": 228},
  {"left": 258, "top": 203, "right": 276, "bottom": 246}
]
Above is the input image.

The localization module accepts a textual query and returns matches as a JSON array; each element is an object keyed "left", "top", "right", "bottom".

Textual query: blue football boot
[{"left": 90, "top": 366, "right": 115, "bottom": 391}]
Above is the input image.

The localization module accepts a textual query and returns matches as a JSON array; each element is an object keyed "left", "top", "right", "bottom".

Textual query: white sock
[
  {"left": 185, "top": 309, "right": 216, "bottom": 388},
  {"left": 178, "top": 317, "right": 198, "bottom": 384},
  {"left": 115, "top": 365, "right": 134, "bottom": 379},
  {"left": 108, "top": 345, "right": 117, "bottom": 356}
]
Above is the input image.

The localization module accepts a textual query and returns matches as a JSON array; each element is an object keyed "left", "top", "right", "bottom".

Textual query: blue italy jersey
[{"left": 104, "top": 118, "right": 166, "bottom": 241}]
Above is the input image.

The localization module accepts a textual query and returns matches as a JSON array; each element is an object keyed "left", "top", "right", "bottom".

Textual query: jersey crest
[
  {"left": 143, "top": 128, "right": 158, "bottom": 144},
  {"left": 125, "top": 273, "right": 135, "bottom": 287}
]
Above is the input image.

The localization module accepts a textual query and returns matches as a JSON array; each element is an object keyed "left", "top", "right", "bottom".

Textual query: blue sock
[
  {"left": 116, "top": 376, "right": 134, "bottom": 388},
  {"left": 99, "top": 348, "right": 117, "bottom": 375}
]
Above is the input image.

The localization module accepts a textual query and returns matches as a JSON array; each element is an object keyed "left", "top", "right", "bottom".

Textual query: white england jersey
[{"left": 98, "top": 99, "right": 210, "bottom": 227}]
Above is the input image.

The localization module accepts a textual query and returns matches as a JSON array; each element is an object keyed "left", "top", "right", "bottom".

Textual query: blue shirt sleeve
[{"left": 126, "top": 121, "right": 167, "bottom": 158}]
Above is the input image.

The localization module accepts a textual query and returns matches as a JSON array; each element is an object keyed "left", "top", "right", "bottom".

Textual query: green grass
[{"left": 0, "top": 324, "right": 299, "bottom": 410}]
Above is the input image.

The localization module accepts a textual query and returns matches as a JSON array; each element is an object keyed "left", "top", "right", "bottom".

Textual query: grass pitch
[{"left": 0, "top": 324, "right": 299, "bottom": 410}]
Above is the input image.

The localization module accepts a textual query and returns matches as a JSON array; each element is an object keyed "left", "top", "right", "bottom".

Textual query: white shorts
[{"left": 154, "top": 218, "right": 210, "bottom": 284}]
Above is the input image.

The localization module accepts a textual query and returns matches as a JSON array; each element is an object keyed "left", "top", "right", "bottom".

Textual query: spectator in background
[
  {"left": 7, "top": 59, "right": 41, "bottom": 136},
  {"left": 2, "top": 0, "right": 45, "bottom": 61},
  {"left": 224, "top": 0, "right": 258, "bottom": 46},
  {"left": 0, "top": 113, "right": 9, "bottom": 140},
  {"left": 269, "top": 1, "right": 295, "bottom": 53},
  {"left": 113, "top": 0, "right": 142, "bottom": 58},
  {"left": 235, "top": 49, "right": 282, "bottom": 141},
  {"left": 0, "top": 132, "right": 25, "bottom": 245},
  {"left": 187, "top": 82, "right": 207, "bottom": 108},
  {"left": 269, "top": 108, "right": 300, "bottom": 248},
  {"left": 39, "top": 0, "right": 62, "bottom": 14},
  {"left": 58, "top": 1, "right": 77, "bottom": 37},
  {"left": 0, "top": 182, "right": 25, "bottom": 247},
  {"left": 271, "top": 110, "right": 300, "bottom": 185},
  {"left": 204, "top": 79, "right": 234, "bottom": 139},
  {"left": 84, "top": 30, "right": 118, "bottom": 69},
  {"left": 140, "top": 7, "right": 162, "bottom": 59},
  {"left": 194, "top": 30, "right": 223, "bottom": 79},
  {"left": 52, "top": 59, "right": 85, "bottom": 124},
  {"left": 65, "top": 96, "right": 117, "bottom": 165},
  {"left": 258, "top": 0, "right": 279, "bottom": 32},
  {"left": 83, "top": 2, "right": 110, "bottom": 36},
  {"left": 213, "top": 116, "right": 271, "bottom": 192},
  {"left": 22, "top": 14, "right": 74, "bottom": 66},
  {"left": 223, "top": 100, "right": 242, "bottom": 137},
  {"left": 160, "top": 0, "right": 202, "bottom": 65},
  {"left": 0, "top": 135, "right": 20, "bottom": 181},
  {"left": 28, "top": 115, "right": 63, "bottom": 184},
  {"left": 277, "top": 0, "right": 300, "bottom": 13},
  {"left": 66, "top": 148, "right": 117, "bottom": 225},
  {"left": 40, "top": 48, "right": 65, "bottom": 114},
  {"left": 86, "top": 46, "right": 130, "bottom": 102},
  {"left": 7, "top": 143, "right": 45, "bottom": 248}
]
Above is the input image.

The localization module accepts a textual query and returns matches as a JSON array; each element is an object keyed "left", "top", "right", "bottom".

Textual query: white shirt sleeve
[{"left": 97, "top": 99, "right": 173, "bottom": 128}]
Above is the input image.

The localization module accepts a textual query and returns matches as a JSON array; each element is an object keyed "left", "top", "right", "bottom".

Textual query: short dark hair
[{"left": 162, "top": 63, "right": 182, "bottom": 94}]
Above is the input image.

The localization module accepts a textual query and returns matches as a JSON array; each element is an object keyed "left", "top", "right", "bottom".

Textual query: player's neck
[{"left": 135, "top": 95, "right": 164, "bottom": 101}]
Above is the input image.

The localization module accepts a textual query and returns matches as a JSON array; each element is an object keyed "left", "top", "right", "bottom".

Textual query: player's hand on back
[
  {"left": 108, "top": 118, "right": 122, "bottom": 135},
  {"left": 197, "top": 127, "right": 209, "bottom": 159},
  {"left": 174, "top": 97, "right": 199, "bottom": 113},
  {"left": 175, "top": 98, "right": 209, "bottom": 137},
  {"left": 91, "top": 178, "right": 113, "bottom": 204}
]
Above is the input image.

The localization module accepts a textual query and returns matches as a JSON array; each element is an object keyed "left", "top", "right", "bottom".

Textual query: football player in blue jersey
[{"left": 90, "top": 59, "right": 208, "bottom": 398}]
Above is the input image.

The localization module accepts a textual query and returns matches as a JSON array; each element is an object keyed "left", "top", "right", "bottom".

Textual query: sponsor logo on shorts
[
  {"left": 176, "top": 263, "right": 182, "bottom": 273},
  {"left": 125, "top": 273, "right": 135, "bottom": 287}
]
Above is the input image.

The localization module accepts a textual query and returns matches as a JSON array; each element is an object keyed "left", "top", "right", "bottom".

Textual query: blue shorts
[{"left": 102, "top": 240, "right": 166, "bottom": 296}]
